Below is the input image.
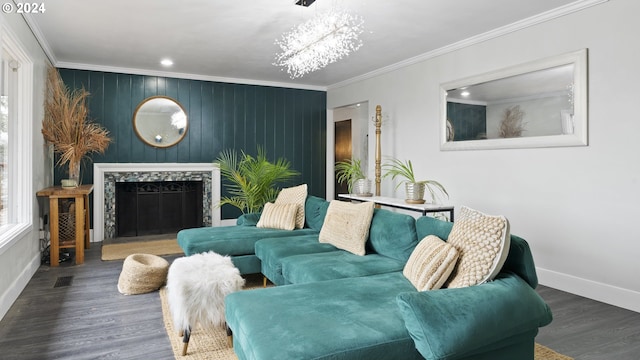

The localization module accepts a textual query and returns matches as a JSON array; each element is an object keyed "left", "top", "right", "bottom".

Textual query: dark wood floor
[{"left": 0, "top": 244, "right": 638, "bottom": 360}]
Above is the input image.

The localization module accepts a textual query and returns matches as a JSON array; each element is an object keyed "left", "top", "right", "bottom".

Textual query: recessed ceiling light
[
  {"left": 160, "top": 59, "right": 174, "bottom": 67},
  {"left": 461, "top": 91, "right": 470, "bottom": 97}
]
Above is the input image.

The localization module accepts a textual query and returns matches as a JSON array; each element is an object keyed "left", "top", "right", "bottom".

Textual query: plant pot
[
  {"left": 352, "top": 178, "right": 372, "bottom": 197},
  {"left": 404, "top": 182, "right": 425, "bottom": 204}
]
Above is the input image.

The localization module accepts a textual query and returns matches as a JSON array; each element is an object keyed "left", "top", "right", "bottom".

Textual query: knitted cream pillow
[
  {"left": 275, "top": 184, "right": 307, "bottom": 229},
  {"left": 319, "top": 200, "right": 375, "bottom": 256},
  {"left": 256, "top": 202, "right": 298, "bottom": 230},
  {"left": 445, "top": 206, "right": 511, "bottom": 288},
  {"left": 403, "top": 235, "right": 459, "bottom": 291}
]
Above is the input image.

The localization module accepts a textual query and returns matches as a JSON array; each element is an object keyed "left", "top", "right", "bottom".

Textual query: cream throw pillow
[
  {"left": 256, "top": 202, "right": 298, "bottom": 231},
  {"left": 445, "top": 206, "right": 511, "bottom": 288},
  {"left": 403, "top": 235, "right": 459, "bottom": 291},
  {"left": 275, "top": 184, "right": 307, "bottom": 229},
  {"left": 319, "top": 200, "right": 375, "bottom": 256}
]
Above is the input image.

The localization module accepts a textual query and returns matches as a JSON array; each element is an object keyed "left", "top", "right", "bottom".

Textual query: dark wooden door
[{"left": 334, "top": 119, "right": 352, "bottom": 199}]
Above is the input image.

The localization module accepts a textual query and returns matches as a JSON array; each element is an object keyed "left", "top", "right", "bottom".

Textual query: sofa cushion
[
  {"left": 403, "top": 235, "right": 459, "bottom": 291},
  {"left": 415, "top": 215, "right": 454, "bottom": 241},
  {"left": 275, "top": 184, "right": 307, "bottom": 229},
  {"left": 367, "top": 209, "right": 418, "bottom": 262},
  {"left": 177, "top": 226, "right": 318, "bottom": 256},
  {"left": 255, "top": 235, "right": 340, "bottom": 286},
  {"left": 225, "top": 272, "right": 423, "bottom": 360},
  {"left": 445, "top": 206, "right": 511, "bottom": 288},
  {"left": 257, "top": 202, "right": 297, "bottom": 230},
  {"left": 304, "top": 196, "right": 330, "bottom": 231},
  {"left": 319, "top": 200, "right": 375, "bottom": 256},
  {"left": 281, "top": 251, "right": 405, "bottom": 285}
]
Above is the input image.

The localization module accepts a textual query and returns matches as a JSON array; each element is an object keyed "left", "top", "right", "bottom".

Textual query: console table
[
  {"left": 338, "top": 194, "right": 454, "bottom": 221},
  {"left": 37, "top": 184, "right": 93, "bottom": 266}
]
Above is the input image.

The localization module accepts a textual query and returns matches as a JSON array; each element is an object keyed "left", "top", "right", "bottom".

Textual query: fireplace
[
  {"left": 115, "top": 181, "right": 203, "bottom": 237},
  {"left": 93, "top": 163, "right": 220, "bottom": 242}
]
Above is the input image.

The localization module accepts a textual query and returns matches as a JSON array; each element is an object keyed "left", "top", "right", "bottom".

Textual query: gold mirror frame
[{"left": 133, "top": 96, "right": 188, "bottom": 148}]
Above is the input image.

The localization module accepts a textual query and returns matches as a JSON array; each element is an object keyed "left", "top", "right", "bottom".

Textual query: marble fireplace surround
[{"left": 93, "top": 163, "right": 220, "bottom": 242}]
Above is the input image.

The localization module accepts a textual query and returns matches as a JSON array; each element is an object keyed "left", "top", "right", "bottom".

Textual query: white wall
[
  {"left": 328, "top": 0, "right": 640, "bottom": 312},
  {"left": 0, "top": 13, "right": 50, "bottom": 320}
]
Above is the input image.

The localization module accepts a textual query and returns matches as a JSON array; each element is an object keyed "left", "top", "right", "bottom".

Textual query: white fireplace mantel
[{"left": 93, "top": 163, "right": 220, "bottom": 242}]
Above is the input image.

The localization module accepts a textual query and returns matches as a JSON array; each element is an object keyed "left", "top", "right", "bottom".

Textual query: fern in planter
[
  {"left": 216, "top": 147, "right": 299, "bottom": 214},
  {"left": 382, "top": 158, "right": 448, "bottom": 203},
  {"left": 335, "top": 158, "right": 370, "bottom": 195}
]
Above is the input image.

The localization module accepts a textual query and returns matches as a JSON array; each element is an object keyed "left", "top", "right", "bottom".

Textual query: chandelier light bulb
[{"left": 274, "top": 9, "right": 364, "bottom": 79}]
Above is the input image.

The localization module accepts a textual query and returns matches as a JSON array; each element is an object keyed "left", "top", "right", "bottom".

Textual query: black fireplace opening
[{"left": 115, "top": 181, "right": 204, "bottom": 237}]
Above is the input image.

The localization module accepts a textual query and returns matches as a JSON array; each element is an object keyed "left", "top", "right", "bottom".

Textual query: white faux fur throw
[{"left": 166, "top": 251, "right": 245, "bottom": 332}]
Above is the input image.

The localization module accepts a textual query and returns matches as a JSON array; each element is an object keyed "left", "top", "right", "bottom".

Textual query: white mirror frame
[{"left": 440, "top": 49, "right": 588, "bottom": 151}]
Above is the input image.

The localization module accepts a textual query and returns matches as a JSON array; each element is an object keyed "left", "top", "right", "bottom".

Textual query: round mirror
[{"left": 133, "top": 96, "right": 188, "bottom": 148}]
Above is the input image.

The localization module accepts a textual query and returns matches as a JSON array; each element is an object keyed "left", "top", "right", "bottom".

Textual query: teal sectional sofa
[{"left": 178, "top": 196, "right": 553, "bottom": 359}]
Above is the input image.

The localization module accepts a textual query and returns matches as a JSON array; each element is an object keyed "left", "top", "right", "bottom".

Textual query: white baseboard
[
  {"left": 0, "top": 253, "right": 41, "bottom": 321},
  {"left": 537, "top": 267, "right": 640, "bottom": 313}
]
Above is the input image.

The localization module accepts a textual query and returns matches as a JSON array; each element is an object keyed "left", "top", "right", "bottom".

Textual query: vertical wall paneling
[{"left": 58, "top": 69, "right": 326, "bottom": 219}]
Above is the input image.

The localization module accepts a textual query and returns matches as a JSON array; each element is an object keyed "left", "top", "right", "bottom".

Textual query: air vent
[{"left": 53, "top": 276, "right": 73, "bottom": 288}]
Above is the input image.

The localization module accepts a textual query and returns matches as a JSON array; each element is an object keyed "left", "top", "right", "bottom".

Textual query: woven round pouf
[{"left": 118, "top": 253, "right": 170, "bottom": 295}]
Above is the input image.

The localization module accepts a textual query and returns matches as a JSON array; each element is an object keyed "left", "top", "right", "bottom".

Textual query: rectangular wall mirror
[{"left": 441, "top": 49, "right": 588, "bottom": 150}]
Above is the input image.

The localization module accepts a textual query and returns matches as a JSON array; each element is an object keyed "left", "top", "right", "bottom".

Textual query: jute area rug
[
  {"left": 158, "top": 275, "right": 572, "bottom": 360},
  {"left": 101, "top": 239, "right": 183, "bottom": 260}
]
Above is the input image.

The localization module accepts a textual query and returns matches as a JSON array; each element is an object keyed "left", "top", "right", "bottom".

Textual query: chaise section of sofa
[
  {"left": 176, "top": 195, "right": 329, "bottom": 274},
  {"left": 226, "top": 272, "right": 425, "bottom": 360}
]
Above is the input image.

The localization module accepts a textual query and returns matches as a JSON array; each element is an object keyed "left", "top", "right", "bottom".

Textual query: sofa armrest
[
  {"left": 236, "top": 213, "right": 260, "bottom": 226},
  {"left": 396, "top": 273, "right": 552, "bottom": 360}
]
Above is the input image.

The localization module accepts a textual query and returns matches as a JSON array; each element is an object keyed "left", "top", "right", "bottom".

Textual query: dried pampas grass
[
  {"left": 42, "top": 66, "right": 111, "bottom": 178},
  {"left": 499, "top": 105, "right": 527, "bottom": 138}
]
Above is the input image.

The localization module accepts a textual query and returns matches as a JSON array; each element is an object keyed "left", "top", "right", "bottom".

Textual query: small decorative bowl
[{"left": 61, "top": 179, "right": 78, "bottom": 188}]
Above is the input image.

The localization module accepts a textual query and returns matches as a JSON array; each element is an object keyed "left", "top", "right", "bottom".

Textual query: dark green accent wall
[
  {"left": 447, "top": 102, "right": 487, "bottom": 141},
  {"left": 58, "top": 69, "right": 327, "bottom": 219}
]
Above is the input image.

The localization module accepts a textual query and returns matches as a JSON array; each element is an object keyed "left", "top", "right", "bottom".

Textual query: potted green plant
[
  {"left": 383, "top": 158, "right": 448, "bottom": 204},
  {"left": 216, "top": 146, "right": 299, "bottom": 214},
  {"left": 335, "top": 158, "right": 372, "bottom": 196}
]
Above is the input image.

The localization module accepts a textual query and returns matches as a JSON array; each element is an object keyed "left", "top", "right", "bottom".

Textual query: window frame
[{"left": 0, "top": 24, "right": 34, "bottom": 255}]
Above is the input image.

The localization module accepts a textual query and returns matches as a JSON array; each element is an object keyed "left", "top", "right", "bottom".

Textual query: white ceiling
[{"left": 25, "top": 0, "right": 593, "bottom": 90}]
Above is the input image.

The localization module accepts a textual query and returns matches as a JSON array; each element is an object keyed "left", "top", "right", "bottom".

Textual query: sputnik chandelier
[{"left": 274, "top": 4, "right": 364, "bottom": 79}]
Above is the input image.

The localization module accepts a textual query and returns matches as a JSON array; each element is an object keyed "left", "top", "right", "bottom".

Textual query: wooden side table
[{"left": 37, "top": 184, "right": 93, "bottom": 266}]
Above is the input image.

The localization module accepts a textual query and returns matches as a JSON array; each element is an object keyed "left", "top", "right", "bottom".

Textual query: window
[
  {"left": 0, "top": 25, "right": 33, "bottom": 252},
  {"left": 0, "top": 59, "right": 7, "bottom": 227}
]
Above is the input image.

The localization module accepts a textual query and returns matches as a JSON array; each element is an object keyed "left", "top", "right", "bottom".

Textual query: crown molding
[
  {"left": 19, "top": 12, "right": 56, "bottom": 65},
  {"left": 54, "top": 61, "right": 327, "bottom": 91},
  {"left": 327, "top": 0, "right": 609, "bottom": 90}
]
